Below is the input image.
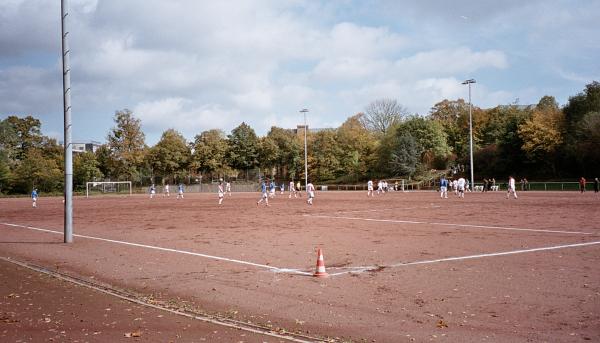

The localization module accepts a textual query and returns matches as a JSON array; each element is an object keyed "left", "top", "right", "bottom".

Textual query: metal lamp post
[
  {"left": 462, "top": 79, "right": 476, "bottom": 191},
  {"left": 62, "top": 0, "right": 73, "bottom": 243},
  {"left": 300, "top": 109, "right": 309, "bottom": 192}
]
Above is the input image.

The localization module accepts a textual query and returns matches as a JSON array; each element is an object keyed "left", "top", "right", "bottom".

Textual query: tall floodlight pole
[
  {"left": 62, "top": 0, "right": 73, "bottom": 243},
  {"left": 300, "top": 109, "right": 309, "bottom": 192},
  {"left": 462, "top": 79, "right": 476, "bottom": 191}
]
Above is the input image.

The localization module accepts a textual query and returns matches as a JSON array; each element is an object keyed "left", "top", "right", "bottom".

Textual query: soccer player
[
  {"left": 149, "top": 184, "right": 156, "bottom": 199},
  {"left": 218, "top": 181, "right": 224, "bottom": 205},
  {"left": 225, "top": 181, "right": 232, "bottom": 196},
  {"left": 257, "top": 179, "right": 269, "bottom": 206},
  {"left": 289, "top": 180, "right": 297, "bottom": 198},
  {"left": 296, "top": 181, "right": 302, "bottom": 196},
  {"left": 31, "top": 188, "right": 38, "bottom": 208},
  {"left": 280, "top": 182, "right": 285, "bottom": 195},
  {"left": 440, "top": 176, "right": 448, "bottom": 199},
  {"left": 579, "top": 177, "right": 586, "bottom": 193},
  {"left": 164, "top": 184, "right": 170, "bottom": 197},
  {"left": 177, "top": 183, "right": 184, "bottom": 199},
  {"left": 457, "top": 177, "right": 466, "bottom": 198},
  {"left": 306, "top": 181, "right": 315, "bottom": 205},
  {"left": 507, "top": 176, "right": 518, "bottom": 199},
  {"left": 268, "top": 180, "right": 276, "bottom": 198},
  {"left": 367, "top": 180, "right": 374, "bottom": 197},
  {"left": 377, "top": 180, "right": 383, "bottom": 195}
]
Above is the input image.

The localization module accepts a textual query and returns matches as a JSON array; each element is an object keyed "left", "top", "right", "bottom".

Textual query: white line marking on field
[
  {"left": 0, "top": 223, "right": 312, "bottom": 276},
  {"left": 335, "top": 204, "right": 441, "bottom": 214},
  {"left": 328, "top": 241, "right": 600, "bottom": 276},
  {"left": 0, "top": 257, "right": 315, "bottom": 343},
  {"left": 305, "top": 214, "right": 595, "bottom": 235}
]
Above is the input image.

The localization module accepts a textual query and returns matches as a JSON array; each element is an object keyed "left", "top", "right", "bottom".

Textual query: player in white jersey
[
  {"left": 225, "top": 181, "right": 232, "bottom": 196},
  {"left": 452, "top": 179, "right": 458, "bottom": 195},
  {"left": 377, "top": 180, "right": 383, "bottom": 194},
  {"left": 218, "top": 181, "right": 224, "bottom": 204},
  {"left": 306, "top": 182, "right": 315, "bottom": 205},
  {"left": 367, "top": 180, "right": 374, "bottom": 196},
  {"left": 507, "top": 176, "right": 518, "bottom": 199},
  {"left": 163, "top": 184, "right": 170, "bottom": 197},
  {"left": 289, "top": 180, "right": 297, "bottom": 198},
  {"left": 457, "top": 177, "right": 466, "bottom": 198}
]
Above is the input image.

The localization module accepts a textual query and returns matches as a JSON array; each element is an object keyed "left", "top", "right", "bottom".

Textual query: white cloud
[
  {"left": 133, "top": 98, "right": 237, "bottom": 140},
  {"left": 1, "top": 0, "right": 599, "bottom": 144},
  {"left": 394, "top": 48, "right": 508, "bottom": 77}
]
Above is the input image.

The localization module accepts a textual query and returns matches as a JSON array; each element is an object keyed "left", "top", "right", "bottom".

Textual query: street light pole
[
  {"left": 300, "top": 109, "right": 309, "bottom": 192},
  {"left": 462, "top": 79, "right": 476, "bottom": 191}
]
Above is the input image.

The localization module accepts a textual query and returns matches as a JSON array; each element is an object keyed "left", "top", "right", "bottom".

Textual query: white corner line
[
  {"left": 304, "top": 214, "right": 595, "bottom": 235},
  {"left": 329, "top": 241, "right": 600, "bottom": 276},
  {"left": 0, "top": 222, "right": 311, "bottom": 276},
  {"left": 0, "top": 256, "right": 316, "bottom": 343}
]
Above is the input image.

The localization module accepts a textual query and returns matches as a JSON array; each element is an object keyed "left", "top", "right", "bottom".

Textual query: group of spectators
[{"left": 579, "top": 177, "right": 600, "bottom": 193}]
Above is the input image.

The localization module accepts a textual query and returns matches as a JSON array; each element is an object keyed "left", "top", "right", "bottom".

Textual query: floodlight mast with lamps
[
  {"left": 461, "top": 78, "right": 476, "bottom": 191},
  {"left": 62, "top": 0, "right": 73, "bottom": 243},
  {"left": 300, "top": 109, "right": 309, "bottom": 192}
]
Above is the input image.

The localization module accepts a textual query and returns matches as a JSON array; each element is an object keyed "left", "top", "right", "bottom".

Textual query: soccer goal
[{"left": 86, "top": 181, "right": 132, "bottom": 197}]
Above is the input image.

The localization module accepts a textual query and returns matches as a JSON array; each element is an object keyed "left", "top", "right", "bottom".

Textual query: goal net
[{"left": 86, "top": 181, "right": 132, "bottom": 197}]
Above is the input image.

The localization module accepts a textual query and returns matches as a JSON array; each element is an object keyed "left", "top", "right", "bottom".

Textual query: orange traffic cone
[{"left": 313, "top": 248, "right": 329, "bottom": 278}]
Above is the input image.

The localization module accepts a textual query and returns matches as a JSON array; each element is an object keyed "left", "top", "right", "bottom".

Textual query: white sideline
[
  {"left": 0, "top": 222, "right": 312, "bottom": 276},
  {"left": 328, "top": 241, "right": 600, "bottom": 276},
  {"left": 305, "top": 214, "right": 595, "bottom": 235},
  {"left": 3, "top": 222, "right": 599, "bottom": 279}
]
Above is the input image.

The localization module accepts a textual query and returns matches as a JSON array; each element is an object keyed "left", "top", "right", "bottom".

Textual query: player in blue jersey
[
  {"left": 31, "top": 188, "right": 38, "bottom": 208},
  {"left": 269, "top": 180, "right": 276, "bottom": 198},
  {"left": 177, "top": 183, "right": 184, "bottom": 199},
  {"left": 257, "top": 179, "right": 269, "bottom": 206},
  {"left": 149, "top": 184, "right": 156, "bottom": 198},
  {"left": 440, "top": 176, "right": 448, "bottom": 199}
]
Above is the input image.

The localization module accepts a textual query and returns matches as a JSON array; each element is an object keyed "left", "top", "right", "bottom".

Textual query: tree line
[{"left": 1, "top": 81, "right": 598, "bottom": 194}]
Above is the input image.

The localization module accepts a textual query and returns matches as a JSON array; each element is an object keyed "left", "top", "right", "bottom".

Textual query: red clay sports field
[{"left": 1, "top": 190, "right": 599, "bottom": 342}]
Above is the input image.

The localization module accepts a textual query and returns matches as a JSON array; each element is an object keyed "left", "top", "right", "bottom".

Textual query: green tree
[
  {"left": 336, "top": 114, "right": 377, "bottom": 181},
  {"left": 106, "top": 109, "right": 147, "bottom": 182},
  {"left": 429, "top": 99, "right": 469, "bottom": 162},
  {"left": 191, "top": 129, "right": 229, "bottom": 179},
  {"left": 12, "top": 148, "right": 62, "bottom": 193},
  {"left": 562, "top": 81, "right": 600, "bottom": 175},
  {"left": 563, "top": 81, "right": 600, "bottom": 131},
  {"left": 147, "top": 129, "right": 190, "bottom": 183},
  {"left": 227, "top": 122, "right": 259, "bottom": 178},
  {"left": 397, "top": 116, "right": 451, "bottom": 169},
  {"left": 73, "top": 151, "right": 104, "bottom": 190},
  {"left": 492, "top": 105, "right": 530, "bottom": 176},
  {"left": 1, "top": 115, "right": 43, "bottom": 160},
  {"left": 94, "top": 144, "right": 115, "bottom": 179},
  {"left": 574, "top": 112, "right": 600, "bottom": 174},
  {"left": 309, "top": 129, "right": 342, "bottom": 182},
  {"left": 390, "top": 133, "right": 420, "bottom": 176},
  {"left": 265, "top": 127, "right": 302, "bottom": 180},
  {"left": 0, "top": 149, "right": 12, "bottom": 193}
]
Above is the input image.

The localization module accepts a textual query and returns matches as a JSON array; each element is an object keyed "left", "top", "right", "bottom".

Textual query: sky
[{"left": 1, "top": 0, "right": 599, "bottom": 145}]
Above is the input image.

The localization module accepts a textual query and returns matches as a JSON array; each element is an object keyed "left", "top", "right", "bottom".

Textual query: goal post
[{"left": 86, "top": 181, "right": 132, "bottom": 197}]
